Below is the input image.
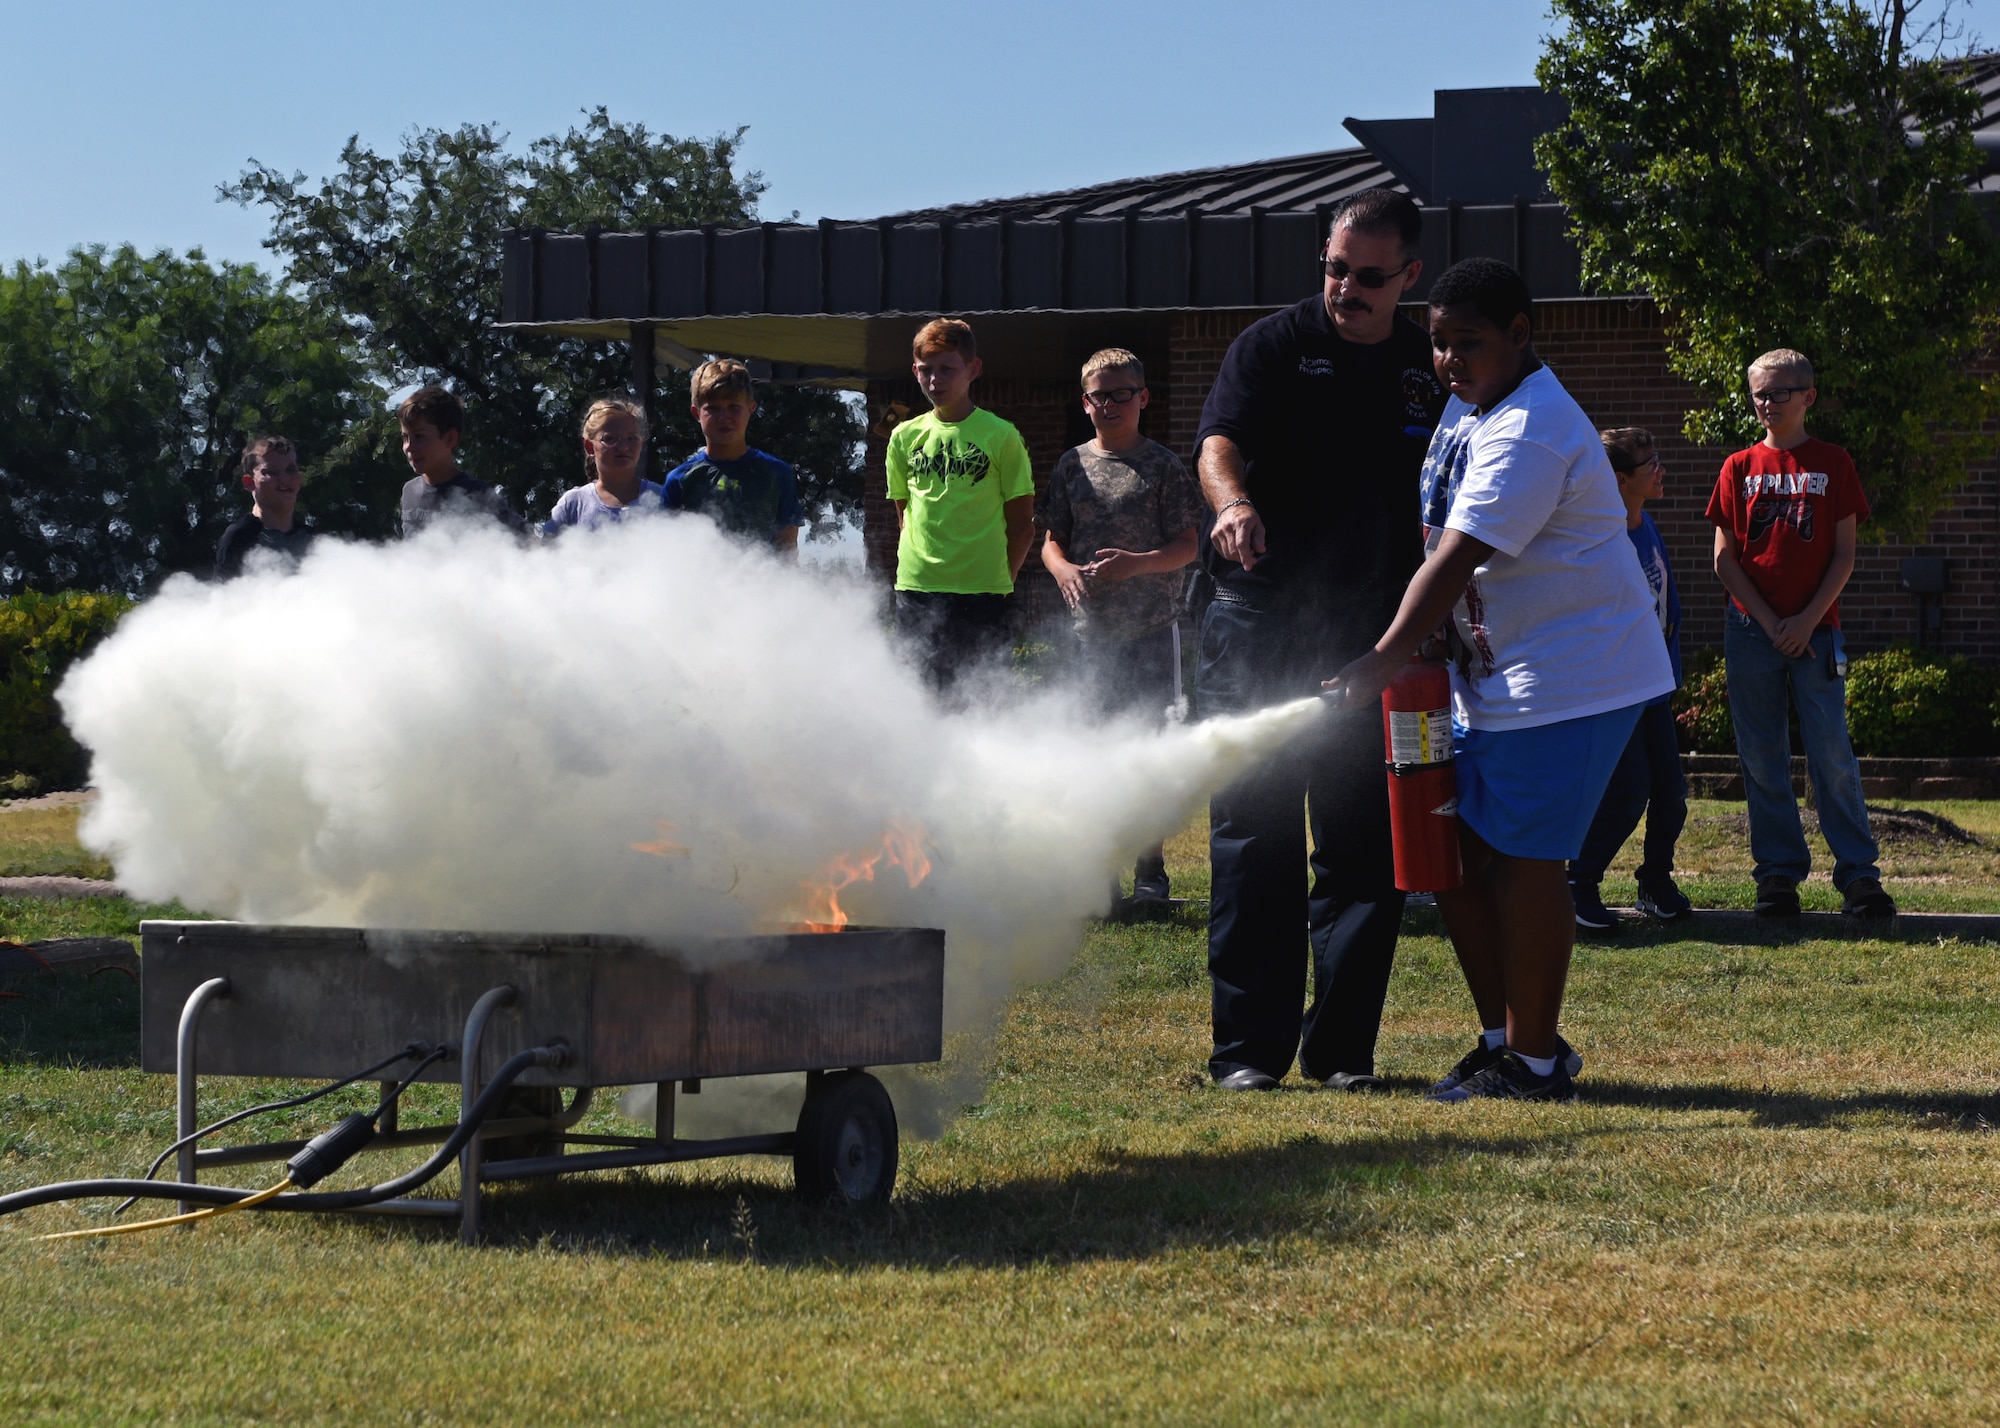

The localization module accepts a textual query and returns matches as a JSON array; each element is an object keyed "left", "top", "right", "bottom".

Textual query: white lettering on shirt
[
  {"left": 1739, "top": 470, "right": 1830, "bottom": 499},
  {"left": 1297, "top": 357, "right": 1337, "bottom": 377}
]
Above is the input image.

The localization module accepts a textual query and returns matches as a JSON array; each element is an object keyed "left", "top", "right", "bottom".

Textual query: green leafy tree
[
  {"left": 1538, "top": 1, "right": 2000, "bottom": 533},
  {"left": 224, "top": 109, "right": 863, "bottom": 526},
  {"left": 0, "top": 245, "right": 399, "bottom": 595}
]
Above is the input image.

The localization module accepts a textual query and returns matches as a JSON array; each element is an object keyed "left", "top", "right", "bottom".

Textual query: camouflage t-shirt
[{"left": 1039, "top": 438, "right": 1204, "bottom": 642}]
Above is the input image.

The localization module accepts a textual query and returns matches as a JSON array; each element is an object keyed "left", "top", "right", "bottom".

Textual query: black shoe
[
  {"left": 1635, "top": 872, "right": 1694, "bottom": 923},
  {"left": 1132, "top": 852, "right": 1169, "bottom": 903},
  {"left": 1430, "top": 1034, "right": 1581, "bottom": 1094},
  {"left": 1428, "top": 1049, "right": 1576, "bottom": 1103},
  {"left": 1214, "top": 1067, "right": 1281, "bottom": 1091},
  {"left": 1841, "top": 876, "right": 1896, "bottom": 920},
  {"left": 1428, "top": 1039, "right": 1502, "bottom": 1095},
  {"left": 1754, "top": 875, "right": 1801, "bottom": 918},
  {"left": 1570, "top": 878, "right": 1618, "bottom": 931},
  {"left": 1320, "top": 1071, "right": 1386, "bottom": 1093}
]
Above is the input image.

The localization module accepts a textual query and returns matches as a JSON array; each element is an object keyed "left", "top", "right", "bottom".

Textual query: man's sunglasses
[
  {"left": 1749, "top": 386, "right": 1810, "bottom": 406},
  {"left": 1322, "top": 257, "right": 1414, "bottom": 290},
  {"left": 1083, "top": 387, "right": 1142, "bottom": 409}
]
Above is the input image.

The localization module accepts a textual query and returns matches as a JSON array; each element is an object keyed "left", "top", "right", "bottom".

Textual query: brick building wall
[
  {"left": 1527, "top": 301, "right": 2000, "bottom": 661},
  {"left": 860, "top": 300, "right": 2000, "bottom": 661}
]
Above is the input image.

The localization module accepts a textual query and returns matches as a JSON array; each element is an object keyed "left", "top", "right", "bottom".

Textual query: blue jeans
[
  {"left": 1723, "top": 609, "right": 1879, "bottom": 890},
  {"left": 1569, "top": 699, "right": 1688, "bottom": 885}
]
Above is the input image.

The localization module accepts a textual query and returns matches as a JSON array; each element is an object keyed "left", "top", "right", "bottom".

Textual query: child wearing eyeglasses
[
  {"left": 544, "top": 395, "right": 665, "bottom": 534},
  {"left": 1039, "top": 348, "right": 1204, "bottom": 903},
  {"left": 1567, "top": 427, "right": 1691, "bottom": 931},
  {"left": 1706, "top": 348, "right": 1891, "bottom": 920}
]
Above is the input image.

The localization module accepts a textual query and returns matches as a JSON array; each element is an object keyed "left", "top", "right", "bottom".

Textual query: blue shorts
[{"left": 1455, "top": 704, "right": 1648, "bottom": 861}]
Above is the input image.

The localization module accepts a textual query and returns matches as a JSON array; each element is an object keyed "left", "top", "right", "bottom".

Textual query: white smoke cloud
[{"left": 61, "top": 516, "right": 1321, "bottom": 1122}]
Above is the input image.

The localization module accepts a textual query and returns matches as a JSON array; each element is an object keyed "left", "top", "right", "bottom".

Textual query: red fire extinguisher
[{"left": 1381, "top": 658, "right": 1463, "bottom": 893}]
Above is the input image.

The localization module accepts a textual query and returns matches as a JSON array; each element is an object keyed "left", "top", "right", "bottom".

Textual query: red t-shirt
[{"left": 1705, "top": 437, "right": 1870, "bottom": 628}]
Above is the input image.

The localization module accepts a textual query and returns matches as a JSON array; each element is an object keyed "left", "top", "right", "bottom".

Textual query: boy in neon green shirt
[{"left": 886, "top": 318, "right": 1036, "bottom": 695}]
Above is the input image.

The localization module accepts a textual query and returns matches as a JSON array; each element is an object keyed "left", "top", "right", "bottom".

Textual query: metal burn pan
[{"left": 139, "top": 921, "right": 946, "bottom": 1089}]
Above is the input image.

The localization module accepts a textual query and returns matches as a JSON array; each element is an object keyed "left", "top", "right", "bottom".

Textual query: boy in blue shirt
[
  {"left": 663, "top": 359, "right": 805, "bottom": 556},
  {"left": 1325, "top": 259, "right": 1674, "bottom": 1102},
  {"left": 1569, "top": 428, "right": 1692, "bottom": 929}
]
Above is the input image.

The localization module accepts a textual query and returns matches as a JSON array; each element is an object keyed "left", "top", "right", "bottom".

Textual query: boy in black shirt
[
  {"left": 215, "top": 436, "right": 314, "bottom": 580},
  {"left": 397, "top": 386, "right": 526, "bottom": 537}
]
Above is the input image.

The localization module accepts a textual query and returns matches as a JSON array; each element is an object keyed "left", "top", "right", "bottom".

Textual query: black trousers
[
  {"left": 1197, "top": 596, "right": 1403, "bottom": 1081},
  {"left": 1569, "top": 697, "right": 1689, "bottom": 884},
  {"left": 893, "top": 590, "right": 1010, "bottom": 700}
]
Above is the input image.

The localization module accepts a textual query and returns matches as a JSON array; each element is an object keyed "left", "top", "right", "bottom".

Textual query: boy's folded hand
[
  {"left": 1084, "top": 549, "right": 1143, "bottom": 584},
  {"left": 1769, "top": 614, "right": 1815, "bottom": 658},
  {"left": 1052, "top": 564, "right": 1088, "bottom": 610}
]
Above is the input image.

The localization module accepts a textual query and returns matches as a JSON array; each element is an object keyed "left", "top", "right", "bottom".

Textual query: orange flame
[
  {"left": 630, "top": 820, "right": 692, "bottom": 858},
  {"left": 801, "top": 819, "right": 932, "bottom": 932}
]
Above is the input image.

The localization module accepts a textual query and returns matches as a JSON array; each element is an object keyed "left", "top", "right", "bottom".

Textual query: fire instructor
[{"left": 1195, "top": 188, "right": 1445, "bottom": 1092}]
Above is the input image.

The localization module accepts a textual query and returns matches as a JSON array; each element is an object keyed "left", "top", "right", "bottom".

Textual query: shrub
[
  {"left": 0, "top": 590, "right": 133, "bottom": 788},
  {"left": 1843, "top": 645, "right": 2000, "bottom": 759},
  {"left": 1673, "top": 647, "right": 1734, "bottom": 753}
]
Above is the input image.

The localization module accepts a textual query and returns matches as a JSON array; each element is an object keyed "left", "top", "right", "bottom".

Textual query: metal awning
[{"left": 496, "top": 202, "right": 1586, "bottom": 383}]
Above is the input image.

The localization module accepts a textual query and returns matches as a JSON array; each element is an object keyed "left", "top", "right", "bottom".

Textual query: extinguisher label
[
  {"left": 1387, "top": 708, "right": 1452, "bottom": 766},
  {"left": 1431, "top": 797, "right": 1458, "bottom": 816}
]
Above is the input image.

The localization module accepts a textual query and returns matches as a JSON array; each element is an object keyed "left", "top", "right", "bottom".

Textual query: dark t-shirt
[
  {"left": 1194, "top": 298, "right": 1445, "bottom": 648},
  {"left": 662, "top": 448, "right": 804, "bottom": 539},
  {"left": 399, "top": 471, "right": 526, "bottom": 537},
  {"left": 214, "top": 515, "right": 314, "bottom": 580},
  {"left": 1039, "top": 438, "right": 1205, "bottom": 642}
]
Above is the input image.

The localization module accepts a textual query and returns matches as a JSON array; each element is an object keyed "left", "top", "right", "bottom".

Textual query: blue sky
[{"left": 3, "top": 0, "right": 1993, "bottom": 271}]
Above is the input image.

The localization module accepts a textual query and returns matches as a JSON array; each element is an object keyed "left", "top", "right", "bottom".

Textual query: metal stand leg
[
  {"left": 458, "top": 985, "right": 516, "bottom": 1245},
  {"left": 176, "top": 978, "right": 230, "bottom": 1217}
]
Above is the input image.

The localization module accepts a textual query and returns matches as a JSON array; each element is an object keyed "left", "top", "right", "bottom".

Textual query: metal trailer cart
[{"left": 140, "top": 920, "right": 945, "bottom": 1243}]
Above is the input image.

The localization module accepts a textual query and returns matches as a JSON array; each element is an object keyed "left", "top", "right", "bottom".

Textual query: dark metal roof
[
  {"left": 1953, "top": 52, "right": 2000, "bottom": 185},
  {"left": 876, "top": 146, "right": 1401, "bottom": 222},
  {"left": 496, "top": 62, "right": 2000, "bottom": 380},
  {"left": 497, "top": 199, "right": 1584, "bottom": 382}
]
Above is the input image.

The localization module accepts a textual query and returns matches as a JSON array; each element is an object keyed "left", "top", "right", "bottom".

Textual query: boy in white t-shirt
[{"left": 1324, "top": 258, "right": 1673, "bottom": 1101}]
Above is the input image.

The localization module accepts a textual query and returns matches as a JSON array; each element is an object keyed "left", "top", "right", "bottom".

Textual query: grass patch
[
  {"left": 0, "top": 805, "right": 111, "bottom": 880},
  {"left": 4, "top": 809, "right": 2000, "bottom": 1421}
]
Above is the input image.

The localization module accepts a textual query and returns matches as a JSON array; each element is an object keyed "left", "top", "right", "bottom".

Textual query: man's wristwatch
[{"left": 1217, "top": 497, "right": 1255, "bottom": 516}]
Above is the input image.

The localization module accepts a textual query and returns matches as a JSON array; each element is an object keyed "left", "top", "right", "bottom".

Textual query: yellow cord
[{"left": 39, "top": 1177, "right": 296, "bottom": 1242}]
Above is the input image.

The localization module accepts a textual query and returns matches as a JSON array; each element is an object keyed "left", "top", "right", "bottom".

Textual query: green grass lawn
[
  {"left": 0, "top": 803, "right": 113, "bottom": 880},
  {"left": 1140, "top": 797, "right": 2000, "bottom": 913},
  {"left": 3, "top": 804, "right": 2000, "bottom": 1422}
]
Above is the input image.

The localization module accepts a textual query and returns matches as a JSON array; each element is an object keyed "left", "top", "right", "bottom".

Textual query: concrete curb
[
  {"left": 0, "top": 876, "right": 125, "bottom": 900},
  {"left": 1109, "top": 899, "right": 2000, "bottom": 942},
  {"left": 1594, "top": 908, "right": 2000, "bottom": 942},
  {"left": 1683, "top": 755, "right": 2000, "bottom": 801},
  {"left": 0, "top": 937, "right": 139, "bottom": 980}
]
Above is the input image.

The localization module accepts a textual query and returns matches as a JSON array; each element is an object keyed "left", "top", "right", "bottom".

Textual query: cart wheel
[{"left": 793, "top": 1071, "right": 898, "bottom": 1207}]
